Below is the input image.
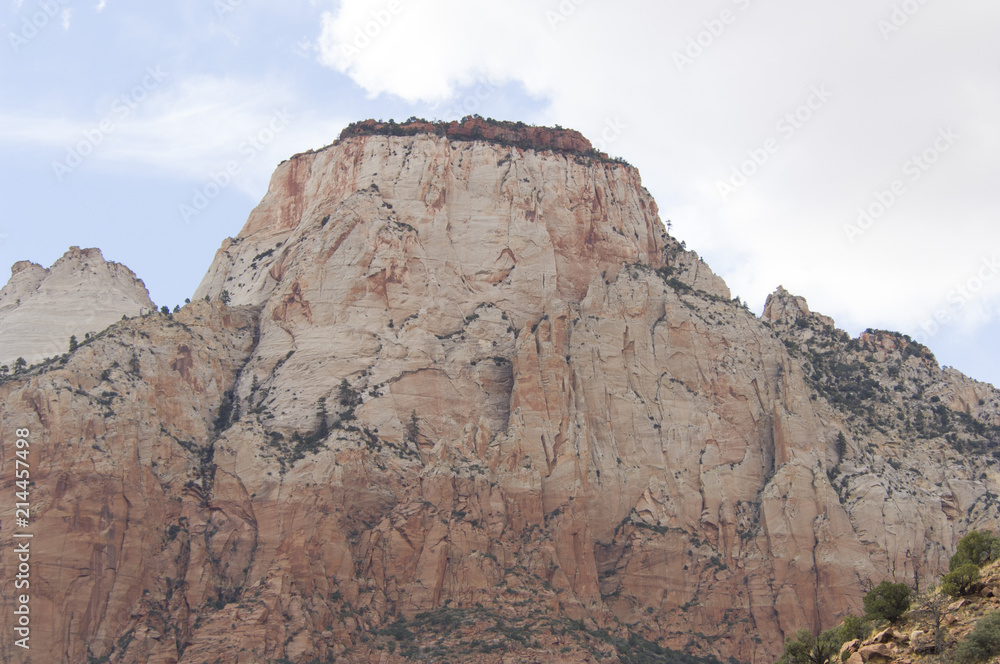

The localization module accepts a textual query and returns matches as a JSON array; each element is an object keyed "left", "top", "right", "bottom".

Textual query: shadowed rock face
[{"left": 3, "top": 128, "right": 1000, "bottom": 664}]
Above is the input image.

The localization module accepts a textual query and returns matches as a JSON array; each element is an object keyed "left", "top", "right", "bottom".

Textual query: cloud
[
  {"left": 0, "top": 75, "right": 348, "bottom": 196},
  {"left": 315, "top": 0, "right": 1000, "bottom": 339},
  {"left": 317, "top": 0, "right": 554, "bottom": 103},
  {"left": 60, "top": 8, "right": 71, "bottom": 29},
  {"left": 96, "top": 0, "right": 106, "bottom": 12}
]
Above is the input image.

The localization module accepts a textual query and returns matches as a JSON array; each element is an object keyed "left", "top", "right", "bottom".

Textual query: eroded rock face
[
  {"left": 0, "top": 246, "right": 155, "bottom": 368},
  {"left": 3, "top": 129, "right": 1000, "bottom": 664}
]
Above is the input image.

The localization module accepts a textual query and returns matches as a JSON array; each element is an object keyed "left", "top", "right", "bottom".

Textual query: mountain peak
[
  {"left": 763, "top": 284, "right": 836, "bottom": 329},
  {"left": 0, "top": 246, "right": 154, "bottom": 367},
  {"left": 6, "top": 127, "right": 1000, "bottom": 664}
]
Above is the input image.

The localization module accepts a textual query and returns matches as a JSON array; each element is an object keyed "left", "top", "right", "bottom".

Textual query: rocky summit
[
  {"left": 0, "top": 246, "right": 154, "bottom": 370},
  {"left": 2, "top": 118, "right": 999, "bottom": 664}
]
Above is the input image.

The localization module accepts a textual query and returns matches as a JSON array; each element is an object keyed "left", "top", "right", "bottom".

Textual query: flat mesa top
[{"left": 335, "top": 116, "right": 632, "bottom": 166}]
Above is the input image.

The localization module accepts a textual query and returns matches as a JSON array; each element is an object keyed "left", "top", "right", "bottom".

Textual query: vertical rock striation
[{"left": 2, "top": 120, "right": 999, "bottom": 663}]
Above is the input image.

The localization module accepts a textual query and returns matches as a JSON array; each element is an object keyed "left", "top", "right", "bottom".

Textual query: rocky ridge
[
  {"left": 1, "top": 122, "right": 999, "bottom": 664},
  {"left": 838, "top": 558, "right": 1000, "bottom": 664}
]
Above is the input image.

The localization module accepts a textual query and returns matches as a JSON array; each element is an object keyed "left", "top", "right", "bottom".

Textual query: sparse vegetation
[
  {"left": 777, "top": 628, "right": 841, "bottom": 664},
  {"left": 956, "top": 611, "right": 1000, "bottom": 662},
  {"left": 405, "top": 409, "right": 419, "bottom": 444},
  {"left": 863, "top": 581, "right": 911, "bottom": 623},
  {"left": 941, "top": 531, "right": 1000, "bottom": 597},
  {"left": 336, "top": 378, "right": 361, "bottom": 422},
  {"left": 337, "top": 116, "right": 634, "bottom": 165},
  {"left": 951, "top": 531, "right": 1000, "bottom": 570},
  {"left": 942, "top": 563, "right": 981, "bottom": 598}
]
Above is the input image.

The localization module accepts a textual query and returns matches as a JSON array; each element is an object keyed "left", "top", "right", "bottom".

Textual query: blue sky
[{"left": 2, "top": 0, "right": 999, "bottom": 388}]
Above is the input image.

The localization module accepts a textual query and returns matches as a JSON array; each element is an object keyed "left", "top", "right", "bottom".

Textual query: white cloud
[
  {"left": 60, "top": 8, "right": 71, "bottom": 29},
  {"left": 0, "top": 75, "right": 348, "bottom": 196},
  {"left": 96, "top": 0, "right": 106, "bottom": 12},
  {"left": 316, "top": 0, "right": 1000, "bottom": 341}
]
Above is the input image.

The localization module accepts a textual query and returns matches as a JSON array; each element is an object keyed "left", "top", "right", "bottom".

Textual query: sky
[{"left": 1, "top": 0, "right": 998, "bottom": 387}]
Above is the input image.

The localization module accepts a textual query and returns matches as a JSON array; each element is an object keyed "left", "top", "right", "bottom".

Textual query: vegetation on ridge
[{"left": 336, "top": 115, "right": 635, "bottom": 166}]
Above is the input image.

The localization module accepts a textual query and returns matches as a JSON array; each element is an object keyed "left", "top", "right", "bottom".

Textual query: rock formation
[
  {"left": 838, "top": 553, "right": 1000, "bottom": 664},
  {"left": 2, "top": 119, "right": 999, "bottom": 664},
  {"left": 0, "top": 246, "right": 155, "bottom": 369}
]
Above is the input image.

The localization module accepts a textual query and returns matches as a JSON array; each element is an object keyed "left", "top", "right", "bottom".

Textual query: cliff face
[
  {"left": 2, "top": 125, "right": 1000, "bottom": 664},
  {"left": 0, "top": 246, "right": 155, "bottom": 368}
]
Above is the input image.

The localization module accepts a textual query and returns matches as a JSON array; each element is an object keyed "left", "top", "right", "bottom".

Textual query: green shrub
[
  {"left": 838, "top": 614, "right": 866, "bottom": 642},
  {"left": 941, "top": 563, "right": 981, "bottom": 598},
  {"left": 956, "top": 612, "right": 1000, "bottom": 662},
  {"left": 951, "top": 531, "right": 1000, "bottom": 570},
  {"left": 777, "top": 628, "right": 841, "bottom": 664},
  {"left": 863, "top": 581, "right": 911, "bottom": 622},
  {"left": 405, "top": 410, "right": 419, "bottom": 443},
  {"left": 379, "top": 619, "right": 414, "bottom": 642}
]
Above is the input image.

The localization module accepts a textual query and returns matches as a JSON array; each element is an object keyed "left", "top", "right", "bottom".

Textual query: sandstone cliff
[
  {"left": 2, "top": 120, "right": 999, "bottom": 664},
  {"left": 0, "top": 246, "right": 155, "bottom": 369}
]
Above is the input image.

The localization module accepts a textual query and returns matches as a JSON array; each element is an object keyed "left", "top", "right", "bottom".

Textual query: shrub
[
  {"left": 838, "top": 614, "right": 866, "bottom": 642},
  {"left": 777, "top": 628, "right": 841, "bottom": 664},
  {"left": 337, "top": 379, "right": 361, "bottom": 408},
  {"left": 956, "top": 612, "right": 1000, "bottom": 662},
  {"left": 379, "top": 619, "right": 414, "bottom": 642},
  {"left": 834, "top": 432, "right": 847, "bottom": 462},
  {"left": 951, "top": 531, "right": 1000, "bottom": 570},
  {"left": 941, "top": 563, "right": 981, "bottom": 598},
  {"left": 863, "top": 581, "right": 911, "bottom": 622},
  {"left": 405, "top": 410, "right": 419, "bottom": 443}
]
